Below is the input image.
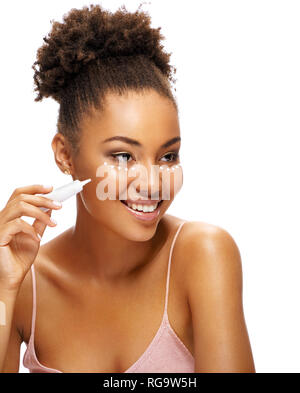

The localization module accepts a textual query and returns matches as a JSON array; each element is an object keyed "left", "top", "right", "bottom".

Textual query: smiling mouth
[{"left": 120, "top": 199, "right": 163, "bottom": 213}]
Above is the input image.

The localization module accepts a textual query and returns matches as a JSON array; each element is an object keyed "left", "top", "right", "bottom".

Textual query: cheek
[
  {"left": 172, "top": 165, "right": 183, "bottom": 195},
  {"left": 76, "top": 165, "right": 118, "bottom": 214},
  {"left": 161, "top": 166, "right": 183, "bottom": 200},
  {"left": 95, "top": 166, "right": 119, "bottom": 201}
]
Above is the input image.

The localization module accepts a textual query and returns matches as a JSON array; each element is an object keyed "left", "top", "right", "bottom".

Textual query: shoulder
[
  {"left": 173, "top": 219, "right": 243, "bottom": 300},
  {"left": 173, "top": 220, "right": 255, "bottom": 372},
  {"left": 174, "top": 218, "right": 241, "bottom": 264},
  {"left": 178, "top": 220, "right": 239, "bottom": 252}
]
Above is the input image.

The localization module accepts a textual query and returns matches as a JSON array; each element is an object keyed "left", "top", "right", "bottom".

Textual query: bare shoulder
[
  {"left": 178, "top": 219, "right": 239, "bottom": 253},
  {"left": 171, "top": 219, "right": 243, "bottom": 298},
  {"left": 173, "top": 218, "right": 241, "bottom": 263},
  {"left": 163, "top": 216, "right": 244, "bottom": 334},
  {"left": 174, "top": 220, "right": 255, "bottom": 372}
]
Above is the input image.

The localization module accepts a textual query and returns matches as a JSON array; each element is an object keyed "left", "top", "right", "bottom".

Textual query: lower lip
[{"left": 121, "top": 201, "right": 161, "bottom": 221}]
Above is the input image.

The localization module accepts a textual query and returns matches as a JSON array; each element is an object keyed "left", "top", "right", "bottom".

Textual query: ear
[{"left": 51, "top": 133, "right": 73, "bottom": 175}]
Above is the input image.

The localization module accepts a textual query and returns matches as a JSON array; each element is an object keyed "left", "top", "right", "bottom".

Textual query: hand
[{"left": 0, "top": 184, "right": 62, "bottom": 291}]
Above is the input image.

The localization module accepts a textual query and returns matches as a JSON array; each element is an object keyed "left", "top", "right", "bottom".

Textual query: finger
[
  {"left": 32, "top": 209, "right": 54, "bottom": 239},
  {"left": 1, "top": 200, "right": 58, "bottom": 228},
  {"left": 17, "top": 194, "right": 62, "bottom": 213},
  {"left": 7, "top": 184, "right": 53, "bottom": 204},
  {"left": 6, "top": 193, "right": 62, "bottom": 216},
  {"left": 0, "top": 218, "right": 41, "bottom": 247}
]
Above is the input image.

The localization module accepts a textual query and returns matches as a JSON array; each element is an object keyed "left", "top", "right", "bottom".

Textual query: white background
[{"left": 0, "top": 0, "right": 299, "bottom": 373}]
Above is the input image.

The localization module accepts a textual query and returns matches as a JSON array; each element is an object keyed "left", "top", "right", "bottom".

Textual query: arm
[
  {"left": 0, "top": 184, "right": 58, "bottom": 372},
  {"left": 0, "top": 287, "right": 22, "bottom": 372},
  {"left": 186, "top": 223, "right": 255, "bottom": 372}
]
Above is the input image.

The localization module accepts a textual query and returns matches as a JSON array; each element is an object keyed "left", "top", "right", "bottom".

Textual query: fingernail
[
  {"left": 43, "top": 185, "right": 53, "bottom": 189},
  {"left": 50, "top": 217, "right": 57, "bottom": 225},
  {"left": 52, "top": 200, "right": 62, "bottom": 207}
]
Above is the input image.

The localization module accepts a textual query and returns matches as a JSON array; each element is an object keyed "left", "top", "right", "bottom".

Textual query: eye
[
  {"left": 110, "top": 152, "right": 133, "bottom": 163},
  {"left": 161, "top": 152, "right": 179, "bottom": 162}
]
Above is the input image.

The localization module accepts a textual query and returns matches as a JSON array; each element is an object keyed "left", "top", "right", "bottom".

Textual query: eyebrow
[{"left": 102, "top": 136, "right": 181, "bottom": 149}]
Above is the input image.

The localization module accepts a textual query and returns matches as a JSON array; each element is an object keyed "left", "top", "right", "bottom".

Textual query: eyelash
[{"left": 110, "top": 152, "right": 179, "bottom": 163}]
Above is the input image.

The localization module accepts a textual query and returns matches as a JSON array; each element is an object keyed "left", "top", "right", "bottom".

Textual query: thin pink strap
[
  {"left": 163, "top": 221, "right": 186, "bottom": 313},
  {"left": 29, "top": 264, "right": 37, "bottom": 342}
]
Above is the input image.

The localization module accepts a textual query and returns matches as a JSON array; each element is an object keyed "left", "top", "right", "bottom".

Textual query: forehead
[{"left": 81, "top": 90, "right": 179, "bottom": 141}]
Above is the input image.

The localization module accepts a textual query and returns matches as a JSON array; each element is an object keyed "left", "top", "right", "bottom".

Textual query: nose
[{"left": 133, "top": 161, "right": 161, "bottom": 201}]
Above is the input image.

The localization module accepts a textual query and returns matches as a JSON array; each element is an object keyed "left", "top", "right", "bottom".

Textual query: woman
[{"left": 0, "top": 3, "right": 255, "bottom": 373}]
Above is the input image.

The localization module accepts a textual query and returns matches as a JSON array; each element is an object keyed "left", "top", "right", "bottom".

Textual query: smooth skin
[{"left": 0, "top": 89, "right": 255, "bottom": 372}]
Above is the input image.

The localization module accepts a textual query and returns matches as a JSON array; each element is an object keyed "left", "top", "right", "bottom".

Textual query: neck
[{"left": 67, "top": 197, "right": 166, "bottom": 285}]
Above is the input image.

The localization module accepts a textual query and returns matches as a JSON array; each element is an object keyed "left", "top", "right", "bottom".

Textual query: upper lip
[{"left": 122, "top": 199, "right": 162, "bottom": 206}]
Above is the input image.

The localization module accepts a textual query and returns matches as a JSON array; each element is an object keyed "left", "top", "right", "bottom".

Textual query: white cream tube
[{"left": 36, "top": 178, "right": 91, "bottom": 212}]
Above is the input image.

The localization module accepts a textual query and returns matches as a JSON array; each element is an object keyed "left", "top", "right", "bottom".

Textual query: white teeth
[{"left": 126, "top": 202, "right": 159, "bottom": 212}]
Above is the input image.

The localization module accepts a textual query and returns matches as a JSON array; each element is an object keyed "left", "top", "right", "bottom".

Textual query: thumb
[{"left": 32, "top": 209, "right": 52, "bottom": 238}]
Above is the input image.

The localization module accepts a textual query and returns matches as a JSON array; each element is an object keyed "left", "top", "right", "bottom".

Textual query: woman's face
[{"left": 55, "top": 89, "right": 183, "bottom": 241}]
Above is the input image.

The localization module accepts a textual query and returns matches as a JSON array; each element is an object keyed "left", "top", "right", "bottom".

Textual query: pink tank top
[{"left": 23, "top": 221, "right": 195, "bottom": 373}]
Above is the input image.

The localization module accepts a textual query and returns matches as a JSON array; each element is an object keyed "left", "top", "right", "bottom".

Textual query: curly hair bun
[{"left": 32, "top": 2, "right": 175, "bottom": 102}]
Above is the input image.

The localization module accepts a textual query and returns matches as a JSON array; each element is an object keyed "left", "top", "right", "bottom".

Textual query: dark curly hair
[{"left": 32, "top": 2, "right": 178, "bottom": 155}]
